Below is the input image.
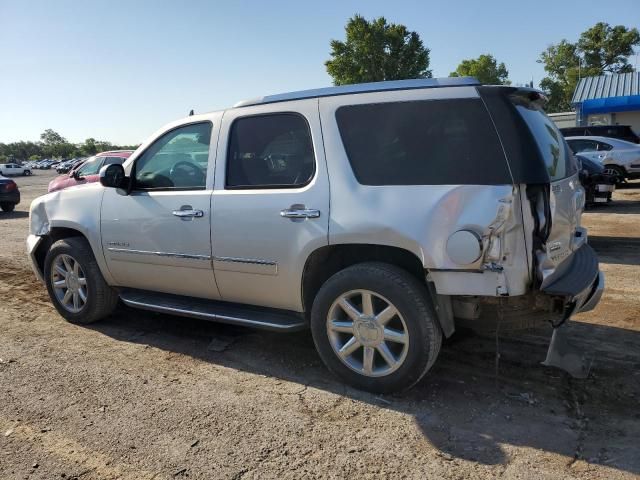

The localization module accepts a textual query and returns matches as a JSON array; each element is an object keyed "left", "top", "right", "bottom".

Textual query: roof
[
  {"left": 564, "top": 136, "right": 639, "bottom": 149},
  {"left": 572, "top": 72, "right": 640, "bottom": 104},
  {"left": 233, "top": 77, "right": 480, "bottom": 108},
  {"left": 96, "top": 150, "right": 134, "bottom": 157}
]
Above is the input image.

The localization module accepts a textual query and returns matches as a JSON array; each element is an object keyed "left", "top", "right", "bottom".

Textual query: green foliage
[
  {"left": 325, "top": 15, "right": 431, "bottom": 85},
  {"left": 450, "top": 54, "right": 510, "bottom": 85},
  {"left": 538, "top": 23, "right": 640, "bottom": 112},
  {"left": 0, "top": 130, "right": 138, "bottom": 161}
]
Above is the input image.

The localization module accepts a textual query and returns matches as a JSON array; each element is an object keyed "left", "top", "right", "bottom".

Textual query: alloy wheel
[
  {"left": 326, "top": 289, "right": 409, "bottom": 377},
  {"left": 50, "top": 254, "right": 88, "bottom": 313}
]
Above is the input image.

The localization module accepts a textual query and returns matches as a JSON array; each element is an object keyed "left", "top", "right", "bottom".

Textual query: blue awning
[{"left": 581, "top": 95, "right": 640, "bottom": 115}]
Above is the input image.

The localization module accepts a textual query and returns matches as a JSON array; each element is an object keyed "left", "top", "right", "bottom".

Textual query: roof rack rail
[{"left": 234, "top": 77, "right": 480, "bottom": 108}]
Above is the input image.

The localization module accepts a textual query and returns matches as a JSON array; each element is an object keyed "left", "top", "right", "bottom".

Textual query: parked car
[
  {"left": 47, "top": 151, "right": 133, "bottom": 193},
  {"left": 577, "top": 155, "right": 615, "bottom": 205},
  {"left": 28, "top": 78, "right": 603, "bottom": 393},
  {"left": 0, "top": 163, "right": 31, "bottom": 176},
  {"left": 561, "top": 125, "right": 640, "bottom": 144},
  {"left": 566, "top": 136, "right": 640, "bottom": 184},
  {"left": 0, "top": 174, "right": 20, "bottom": 212},
  {"left": 56, "top": 158, "right": 85, "bottom": 174}
]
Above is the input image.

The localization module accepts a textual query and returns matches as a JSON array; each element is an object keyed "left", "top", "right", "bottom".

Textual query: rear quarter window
[{"left": 335, "top": 98, "right": 511, "bottom": 186}]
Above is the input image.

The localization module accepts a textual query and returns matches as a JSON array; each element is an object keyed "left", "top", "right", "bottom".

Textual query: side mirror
[{"left": 99, "top": 163, "right": 127, "bottom": 189}]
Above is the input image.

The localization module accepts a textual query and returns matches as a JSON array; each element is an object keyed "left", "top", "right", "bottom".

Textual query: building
[
  {"left": 572, "top": 72, "right": 640, "bottom": 131},
  {"left": 548, "top": 111, "right": 576, "bottom": 129}
]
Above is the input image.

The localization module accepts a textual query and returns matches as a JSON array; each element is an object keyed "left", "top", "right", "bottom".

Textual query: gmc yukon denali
[{"left": 27, "top": 78, "right": 604, "bottom": 392}]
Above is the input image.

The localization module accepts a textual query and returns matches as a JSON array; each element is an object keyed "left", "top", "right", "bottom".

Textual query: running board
[{"left": 119, "top": 289, "right": 307, "bottom": 332}]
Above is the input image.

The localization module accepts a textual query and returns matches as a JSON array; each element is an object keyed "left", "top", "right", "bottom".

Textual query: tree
[
  {"left": 538, "top": 23, "right": 640, "bottom": 112},
  {"left": 450, "top": 54, "right": 510, "bottom": 84},
  {"left": 325, "top": 15, "right": 431, "bottom": 85},
  {"left": 82, "top": 138, "right": 98, "bottom": 155}
]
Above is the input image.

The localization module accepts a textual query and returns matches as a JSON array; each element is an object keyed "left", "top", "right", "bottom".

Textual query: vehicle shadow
[
  {"left": 0, "top": 210, "right": 29, "bottom": 219},
  {"left": 589, "top": 235, "right": 640, "bottom": 265},
  {"left": 588, "top": 200, "right": 640, "bottom": 215},
  {"left": 88, "top": 308, "right": 640, "bottom": 475}
]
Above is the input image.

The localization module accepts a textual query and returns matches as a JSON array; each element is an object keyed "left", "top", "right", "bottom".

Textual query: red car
[{"left": 48, "top": 151, "right": 133, "bottom": 193}]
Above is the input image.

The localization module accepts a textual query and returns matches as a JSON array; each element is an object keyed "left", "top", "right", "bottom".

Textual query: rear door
[
  {"left": 211, "top": 99, "right": 329, "bottom": 312},
  {"left": 512, "top": 96, "right": 584, "bottom": 285}
]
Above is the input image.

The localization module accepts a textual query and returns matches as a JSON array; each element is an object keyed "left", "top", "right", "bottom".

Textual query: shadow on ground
[
  {"left": 88, "top": 307, "right": 640, "bottom": 475},
  {"left": 0, "top": 210, "right": 29, "bottom": 219}
]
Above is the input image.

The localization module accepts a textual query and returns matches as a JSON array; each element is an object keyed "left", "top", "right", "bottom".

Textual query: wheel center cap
[
  {"left": 66, "top": 274, "right": 79, "bottom": 292},
  {"left": 355, "top": 319, "right": 382, "bottom": 346}
]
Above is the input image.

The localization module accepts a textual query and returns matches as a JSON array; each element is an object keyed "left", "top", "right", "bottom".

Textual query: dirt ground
[{"left": 1, "top": 170, "right": 639, "bottom": 480}]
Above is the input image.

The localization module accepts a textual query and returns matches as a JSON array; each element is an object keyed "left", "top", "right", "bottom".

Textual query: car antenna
[{"left": 189, "top": 109, "right": 194, "bottom": 116}]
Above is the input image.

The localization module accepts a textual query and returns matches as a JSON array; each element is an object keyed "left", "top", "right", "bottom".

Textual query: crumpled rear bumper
[{"left": 541, "top": 243, "right": 604, "bottom": 315}]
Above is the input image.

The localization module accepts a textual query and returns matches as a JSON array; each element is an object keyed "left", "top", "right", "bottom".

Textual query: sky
[{"left": 1, "top": 0, "right": 639, "bottom": 145}]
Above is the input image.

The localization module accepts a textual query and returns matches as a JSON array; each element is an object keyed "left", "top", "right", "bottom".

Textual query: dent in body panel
[{"left": 29, "top": 184, "right": 115, "bottom": 284}]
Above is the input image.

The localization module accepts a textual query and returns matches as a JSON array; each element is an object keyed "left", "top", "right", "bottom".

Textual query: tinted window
[
  {"left": 595, "top": 141, "right": 612, "bottom": 151},
  {"left": 226, "top": 114, "right": 315, "bottom": 188},
  {"left": 567, "top": 139, "right": 598, "bottom": 153},
  {"left": 102, "top": 156, "right": 126, "bottom": 166},
  {"left": 134, "top": 122, "right": 211, "bottom": 190},
  {"left": 511, "top": 96, "right": 576, "bottom": 181},
  {"left": 335, "top": 99, "right": 509, "bottom": 185}
]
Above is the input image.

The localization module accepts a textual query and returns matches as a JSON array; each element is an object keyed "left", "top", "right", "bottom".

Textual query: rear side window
[
  {"left": 335, "top": 99, "right": 510, "bottom": 185},
  {"left": 511, "top": 95, "right": 576, "bottom": 181},
  {"left": 226, "top": 113, "right": 315, "bottom": 189}
]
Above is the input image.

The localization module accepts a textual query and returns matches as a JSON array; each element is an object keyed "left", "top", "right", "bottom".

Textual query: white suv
[
  {"left": 27, "top": 78, "right": 603, "bottom": 392},
  {"left": 0, "top": 163, "right": 31, "bottom": 176}
]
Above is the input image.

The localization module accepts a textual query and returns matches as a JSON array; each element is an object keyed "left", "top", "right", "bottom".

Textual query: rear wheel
[
  {"left": 603, "top": 165, "right": 626, "bottom": 185},
  {"left": 44, "top": 237, "right": 118, "bottom": 324},
  {"left": 310, "top": 262, "right": 442, "bottom": 393},
  {"left": 0, "top": 202, "right": 15, "bottom": 212}
]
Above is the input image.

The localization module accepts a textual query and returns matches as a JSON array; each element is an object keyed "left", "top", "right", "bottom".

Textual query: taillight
[{"left": 0, "top": 181, "right": 16, "bottom": 192}]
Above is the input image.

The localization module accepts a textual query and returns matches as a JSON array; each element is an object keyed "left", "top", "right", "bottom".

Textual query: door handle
[
  {"left": 172, "top": 208, "right": 204, "bottom": 218},
  {"left": 280, "top": 207, "right": 321, "bottom": 219}
]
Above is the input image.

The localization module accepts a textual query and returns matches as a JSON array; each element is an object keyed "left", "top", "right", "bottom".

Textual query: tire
[
  {"left": 603, "top": 165, "right": 626, "bottom": 185},
  {"left": 310, "top": 262, "right": 442, "bottom": 393},
  {"left": 0, "top": 202, "right": 15, "bottom": 212},
  {"left": 24, "top": 170, "right": 32, "bottom": 176},
  {"left": 44, "top": 237, "right": 118, "bottom": 324}
]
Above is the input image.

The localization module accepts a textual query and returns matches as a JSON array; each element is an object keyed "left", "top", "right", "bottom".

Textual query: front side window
[
  {"left": 76, "top": 156, "right": 101, "bottom": 176},
  {"left": 102, "top": 156, "right": 127, "bottom": 166},
  {"left": 596, "top": 141, "right": 613, "bottom": 151},
  {"left": 134, "top": 122, "right": 212, "bottom": 190},
  {"left": 511, "top": 95, "right": 576, "bottom": 181},
  {"left": 336, "top": 99, "right": 509, "bottom": 185},
  {"left": 567, "top": 139, "right": 598, "bottom": 154},
  {"left": 226, "top": 113, "right": 315, "bottom": 189}
]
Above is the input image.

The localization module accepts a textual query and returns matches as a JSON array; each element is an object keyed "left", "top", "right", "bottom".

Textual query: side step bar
[{"left": 119, "top": 289, "right": 307, "bottom": 332}]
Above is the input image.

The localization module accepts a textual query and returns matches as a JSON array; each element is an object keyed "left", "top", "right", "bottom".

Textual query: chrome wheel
[
  {"left": 326, "top": 289, "right": 409, "bottom": 377},
  {"left": 50, "top": 254, "right": 88, "bottom": 313}
]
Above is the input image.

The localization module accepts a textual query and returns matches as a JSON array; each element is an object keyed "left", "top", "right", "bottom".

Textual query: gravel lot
[{"left": 1, "top": 171, "right": 639, "bottom": 479}]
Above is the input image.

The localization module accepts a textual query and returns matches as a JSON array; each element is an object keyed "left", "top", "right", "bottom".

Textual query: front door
[
  {"left": 101, "top": 119, "right": 221, "bottom": 300},
  {"left": 211, "top": 99, "right": 329, "bottom": 312}
]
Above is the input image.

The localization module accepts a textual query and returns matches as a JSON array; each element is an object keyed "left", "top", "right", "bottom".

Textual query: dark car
[
  {"left": 577, "top": 155, "right": 615, "bottom": 205},
  {"left": 0, "top": 175, "right": 20, "bottom": 212},
  {"left": 560, "top": 125, "right": 640, "bottom": 144}
]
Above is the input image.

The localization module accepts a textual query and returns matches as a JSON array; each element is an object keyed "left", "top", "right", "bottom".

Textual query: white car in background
[
  {"left": 565, "top": 136, "right": 640, "bottom": 183},
  {"left": 0, "top": 163, "right": 32, "bottom": 176}
]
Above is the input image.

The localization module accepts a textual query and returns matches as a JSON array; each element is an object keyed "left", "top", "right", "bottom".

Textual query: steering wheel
[{"left": 169, "top": 161, "right": 206, "bottom": 187}]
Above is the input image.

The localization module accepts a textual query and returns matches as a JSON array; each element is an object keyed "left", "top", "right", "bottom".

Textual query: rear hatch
[{"left": 509, "top": 93, "right": 585, "bottom": 288}]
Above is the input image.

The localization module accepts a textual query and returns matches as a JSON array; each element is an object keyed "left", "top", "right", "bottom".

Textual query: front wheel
[
  {"left": 44, "top": 237, "right": 118, "bottom": 324},
  {"left": 310, "top": 262, "right": 442, "bottom": 393},
  {"left": 24, "top": 169, "right": 32, "bottom": 176},
  {"left": 0, "top": 202, "right": 15, "bottom": 212}
]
